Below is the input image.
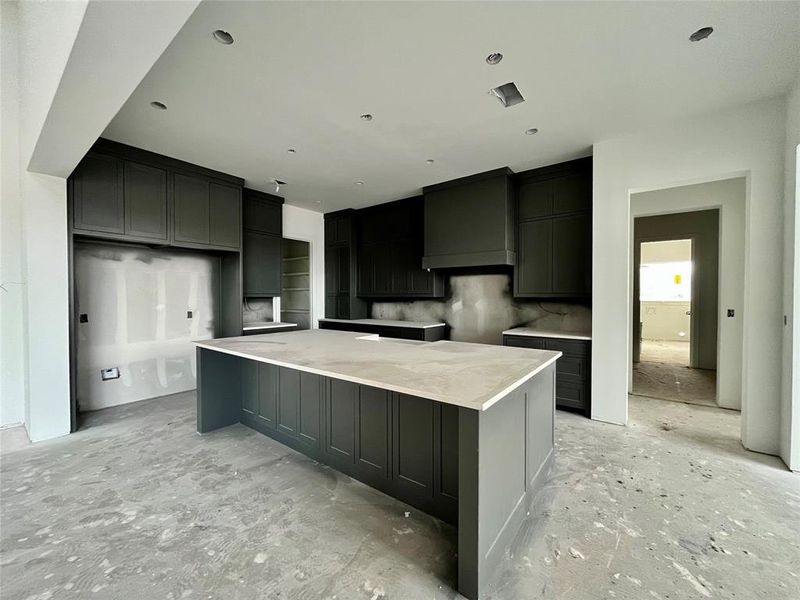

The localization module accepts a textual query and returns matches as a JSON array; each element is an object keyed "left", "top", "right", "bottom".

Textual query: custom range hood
[{"left": 422, "top": 167, "right": 515, "bottom": 269}]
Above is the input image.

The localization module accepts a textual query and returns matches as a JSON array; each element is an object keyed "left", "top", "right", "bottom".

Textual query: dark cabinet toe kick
[{"left": 196, "top": 347, "right": 555, "bottom": 600}]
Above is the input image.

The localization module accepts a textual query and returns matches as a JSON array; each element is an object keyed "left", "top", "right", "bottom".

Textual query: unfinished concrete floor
[
  {"left": 1, "top": 392, "right": 798, "bottom": 600},
  {"left": 640, "top": 340, "right": 690, "bottom": 365}
]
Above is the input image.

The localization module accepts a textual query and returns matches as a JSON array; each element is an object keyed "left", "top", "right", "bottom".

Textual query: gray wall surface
[
  {"left": 372, "top": 273, "right": 591, "bottom": 345},
  {"left": 633, "top": 210, "right": 720, "bottom": 370},
  {"left": 74, "top": 242, "right": 218, "bottom": 411}
]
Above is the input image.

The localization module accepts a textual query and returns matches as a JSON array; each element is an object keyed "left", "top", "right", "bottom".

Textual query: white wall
[
  {"left": 782, "top": 71, "right": 800, "bottom": 471},
  {"left": 640, "top": 302, "right": 691, "bottom": 343},
  {"left": 632, "top": 179, "right": 745, "bottom": 409},
  {"left": 282, "top": 204, "right": 325, "bottom": 329},
  {"left": 3, "top": 0, "right": 200, "bottom": 441},
  {"left": 593, "top": 98, "right": 785, "bottom": 457},
  {"left": 0, "top": 0, "right": 25, "bottom": 428}
]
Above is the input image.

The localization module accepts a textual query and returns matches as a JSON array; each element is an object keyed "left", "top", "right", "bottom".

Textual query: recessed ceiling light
[
  {"left": 354, "top": 180, "right": 364, "bottom": 186},
  {"left": 689, "top": 27, "right": 713, "bottom": 42},
  {"left": 525, "top": 128, "right": 539, "bottom": 135},
  {"left": 486, "top": 52, "right": 503, "bottom": 65},
  {"left": 150, "top": 101, "right": 167, "bottom": 110},
  {"left": 212, "top": 30, "right": 234, "bottom": 45},
  {"left": 360, "top": 114, "right": 373, "bottom": 122},
  {"left": 426, "top": 159, "right": 435, "bottom": 165},
  {"left": 287, "top": 148, "right": 296, "bottom": 154}
]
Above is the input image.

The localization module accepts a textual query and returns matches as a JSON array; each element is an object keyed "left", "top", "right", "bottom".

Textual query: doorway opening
[
  {"left": 281, "top": 238, "right": 311, "bottom": 330},
  {"left": 632, "top": 210, "right": 719, "bottom": 407},
  {"left": 639, "top": 239, "right": 693, "bottom": 367}
]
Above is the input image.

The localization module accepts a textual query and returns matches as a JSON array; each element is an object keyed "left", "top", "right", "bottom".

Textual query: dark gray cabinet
[
  {"left": 173, "top": 175, "right": 241, "bottom": 249},
  {"left": 422, "top": 169, "right": 515, "bottom": 269},
  {"left": 243, "top": 231, "right": 281, "bottom": 296},
  {"left": 209, "top": 183, "right": 241, "bottom": 248},
  {"left": 123, "top": 161, "right": 167, "bottom": 240},
  {"left": 237, "top": 358, "right": 457, "bottom": 524},
  {"left": 357, "top": 197, "right": 443, "bottom": 298},
  {"left": 503, "top": 334, "right": 591, "bottom": 416},
  {"left": 514, "top": 158, "right": 592, "bottom": 298},
  {"left": 72, "top": 153, "right": 125, "bottom": 235},
  {"left": 173, "top": 173, "right": 210, "bottom": 244},
  {"left": 324, "top": 210, "right": 367, "bottom": 319},
  {"left": 242, "top": 189, "right": 283, "bottom": 298},
  {"left": 319, "top": 319, "right": 446, "bottom": 341},
  {"left": 70, "top": 140, "right": 243, "bottom": 251}
]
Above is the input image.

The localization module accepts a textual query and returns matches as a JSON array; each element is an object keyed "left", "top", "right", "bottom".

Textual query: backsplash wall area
[
  {"left": 74, "top": 242, "right": 218, "bottom": 411},
  {"left": 371, "top": 273, "right": 591, "bottom": 345}
]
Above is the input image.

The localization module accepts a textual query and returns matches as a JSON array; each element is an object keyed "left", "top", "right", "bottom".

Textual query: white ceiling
[{"left": 103, "top": 1, "right": 800, "bottom": 213}]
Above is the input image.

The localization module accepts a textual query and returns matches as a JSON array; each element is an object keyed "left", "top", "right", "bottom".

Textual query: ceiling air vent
[{"left": 489, "top": 82, "right": 525, "bottom": 108}]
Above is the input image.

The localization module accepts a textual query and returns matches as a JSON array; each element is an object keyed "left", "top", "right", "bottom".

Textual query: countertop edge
[
  {"left": 195, "top": 341, "right": 560, "bottom": 411},
  {"left": 319, "top": 318, "right": 447, "bottom": 330},
  {"left": 502, "top": 329, "right": 592, "bottom": 341}
]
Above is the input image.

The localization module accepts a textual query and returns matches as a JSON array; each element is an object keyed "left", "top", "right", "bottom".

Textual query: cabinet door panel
[
  {"left": 299, "top": 373, "right": 321, "bottom": 446},
  {"left": 394, "top": 394, "right": 434, "bottom": 493},
  {"left": 336, "top": 295, "right": 350, "bottom": 319},
  {"left": 516, "top": 219, "right": 553, "bottom": 295},
  {"left": 124, "top": 161, "right": 167, "bottom": 240},
  {"left": 555, "top": 377, "right": 587, "bottom": 411},
  {"left": 373, "top": 245, "right": 393, "bottom": 294},
  {"left": 357, "top": 386, "right": 390, "bottom": 477},
  {"left": 552, "top": 172, "right": 591, "bottom": 215},
  {"left": 241, "top": 360, "right": 258, "bottom": 415},
  {"left": 336, "top": 246, "right": 350, "bottom": 294},
  {"left": 72, "top": 153, "right": 124, "bottom": 234},
  {"left": 439, "top": 404, "right": 459, "bottom": 500},
  {"left": 209, "top": 182, "right": 240, "bottom": 248},
  {"left": 277, "top": 367, "right": 299, "bottom": 437},
  {"left": 257, "top": 363, "right": 278, "bottom": 428},
  {"left": 243, "top": 231, "right": 281, "bottom": 297},
  {"left": 326, "top": 379, "right": 356, "bottom": 461},
  {"left": 173, "top": 173, "right": 209, "bottom": 244},
  {"left": 325, "top": 246, "right": 339, "bottom": 292},
  {"left": 518, "top": 179, "right": 552, "bottom": 221},
  {"left": 552, "top": 214, "right": 591, "bottom": 295},
  {"left": 243, "top": 197, "right": 281, "bottom": 235}
]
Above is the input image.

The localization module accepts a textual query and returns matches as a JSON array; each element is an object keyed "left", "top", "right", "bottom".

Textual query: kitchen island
[{"left": 195, "top": 329, "right": 560, "bottom": 599}]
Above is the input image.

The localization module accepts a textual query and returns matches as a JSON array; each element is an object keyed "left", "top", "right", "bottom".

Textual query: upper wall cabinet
[
  {"left": 242, "top": 189, "right": 283, "bottom": 297},
  {"left": 514, "top": 157, "right": 592, "bottom": 298},
  {"left": 357, "top": 197, "right": 444, "bottom": 299},
  {"left": 71, "top": 153, "right": 126, "bottom": 235},
  {"left": 123, "top": 161, "right": 168, "bottom": 240},
  {"left": 69, "top": 139, "right": 244, "bottom": 250},
  {"left": 324, "top": 210, "right": 367, "bottom": 319},
  {"left": 172, "top": 176, "right": 241, "bottom": 250}
]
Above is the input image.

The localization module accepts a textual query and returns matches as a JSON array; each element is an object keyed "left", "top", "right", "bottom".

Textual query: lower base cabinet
[
  {"left": 503, "top": 334, "right": 591, "bottom": 416},
  {"left": 239, "top": 359, "right": 459, "bottom": 524}
]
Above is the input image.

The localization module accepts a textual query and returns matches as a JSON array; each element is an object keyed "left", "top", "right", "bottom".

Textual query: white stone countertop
[
  {"left": 319, "top": 318, "right": 446, "bottom": 329},
  {"left": 242, "top": 322, "right": 298, "bottom": 331},
  {"left": 196, "top": 329, "right": 560, "bottom": 411},
  {"left": 502, "top": 327, "right": 592, "bottom": 341}
]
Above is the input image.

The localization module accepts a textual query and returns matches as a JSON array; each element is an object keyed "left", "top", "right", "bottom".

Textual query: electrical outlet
[
  {"left": 101, "top": 367, "right": 120, "bottom": 381},
  {"left": 79, "top": 313, "right": 88, "bottom": 323},
  {"left": 187, "top": 310, "right": 193, "bottom": 319},
  {"left": 727, "top": 309, "right": 735, "bottom": 318}
]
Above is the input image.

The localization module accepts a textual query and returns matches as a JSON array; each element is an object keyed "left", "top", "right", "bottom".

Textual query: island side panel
[
  {"left": 196, "top": 347, "right": 243, "bottom": 433},
  {"left": 457, "top": 363, "right": 556, "bottom": 600}
]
